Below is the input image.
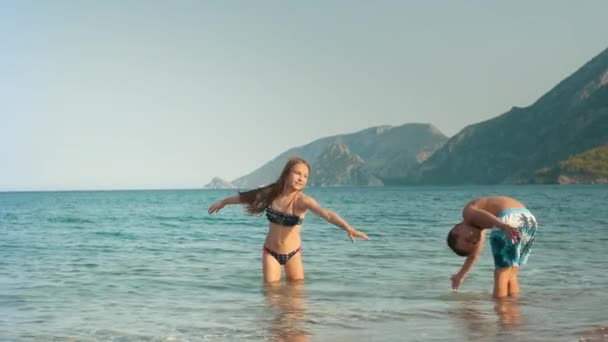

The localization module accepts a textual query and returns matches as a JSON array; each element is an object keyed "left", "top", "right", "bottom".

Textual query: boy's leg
[
  {"left": 507, "top": 266, "right": 520, "bottom": 297},
  {"left": 493, "top": 267, "right": 512, "bottom": 298}
]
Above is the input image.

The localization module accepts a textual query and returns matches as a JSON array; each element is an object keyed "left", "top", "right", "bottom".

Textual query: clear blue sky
[{"left": 1, "top": 1, "right": 607, "bottom": 191}]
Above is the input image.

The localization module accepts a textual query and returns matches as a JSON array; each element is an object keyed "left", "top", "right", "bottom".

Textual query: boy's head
[{"left": 447, "top": 222, "right": 482, "bottom": 257}]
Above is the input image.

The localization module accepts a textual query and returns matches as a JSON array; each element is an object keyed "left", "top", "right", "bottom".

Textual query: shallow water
[{"left": 1, "top": 185, "right": 607, "bottom": 341}]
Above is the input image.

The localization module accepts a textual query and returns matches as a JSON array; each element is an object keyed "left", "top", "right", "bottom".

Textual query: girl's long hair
[{"left": 239, "top": 157, "right": 311, "bottom": 215}]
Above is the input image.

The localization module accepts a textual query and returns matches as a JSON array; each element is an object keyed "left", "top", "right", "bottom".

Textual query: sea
[{"left": 1, "top": 185, "right": 607, "bottom": 341}]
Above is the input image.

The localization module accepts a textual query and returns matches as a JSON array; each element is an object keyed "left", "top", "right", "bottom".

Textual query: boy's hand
[
  {"left": 347, "top": 229, "right": 370, "bottom": 243},
  {"left": 499, "top": 222, "right": 521, "bottom": 243},
  {"left": 451, "top": 273, "right": 464, "bottom": 290}
]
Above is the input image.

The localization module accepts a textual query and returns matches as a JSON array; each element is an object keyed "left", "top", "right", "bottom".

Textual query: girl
[{"left": 208, "top": 157, "right": 369, "bottom": 283}]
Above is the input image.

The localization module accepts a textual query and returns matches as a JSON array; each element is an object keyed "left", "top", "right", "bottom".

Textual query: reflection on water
[
  {"left": 263, "top": 282, "right": 310, "bottom": 342},
  {"left": 494, "top": 297, "right": 522, "bottom": 328},
  {"left": 576, "top": 327, "right": 608, "bottom": 342}
]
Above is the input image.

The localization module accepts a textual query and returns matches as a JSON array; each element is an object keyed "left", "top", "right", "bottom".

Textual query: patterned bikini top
[{"left": 266, "top": 194, "right": 303, "bottom": 227}]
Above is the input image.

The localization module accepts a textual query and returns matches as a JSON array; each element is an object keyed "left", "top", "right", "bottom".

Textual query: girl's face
[{"left": 287, "top": 162, "right": 309, "bottom": 191}]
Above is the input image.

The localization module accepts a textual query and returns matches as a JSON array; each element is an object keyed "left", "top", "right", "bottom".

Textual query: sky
[{"left": 1, "top": 1, "right": 607, "bottom": 191}]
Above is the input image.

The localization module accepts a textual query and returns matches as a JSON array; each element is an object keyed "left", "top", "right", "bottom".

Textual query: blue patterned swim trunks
[{"left": 490, "top": 208, "right": 538, "bottom": 269}]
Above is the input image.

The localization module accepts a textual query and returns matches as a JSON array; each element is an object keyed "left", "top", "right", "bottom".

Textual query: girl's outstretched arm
[
  {"left": 208, "top": 195, "right": 241, "bottom": 214},
  {"left": 302, "top": 195, "right": 370, "bottom": 243}
]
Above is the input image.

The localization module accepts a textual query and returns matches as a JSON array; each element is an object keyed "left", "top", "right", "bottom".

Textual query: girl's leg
[
  {"left": 493, "top": 267, "right": 512, "bottom": 298},
  {"left": 284, "top": 252, "right": 304, "bottom": 282},
  {"left": 507, "top": 266, "right": 520, "bottom": 297},
  {"left": 263, "top": 250, "right": 282, "bottom": 283}
]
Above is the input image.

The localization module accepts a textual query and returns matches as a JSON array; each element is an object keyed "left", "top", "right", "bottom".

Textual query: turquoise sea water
[{"left": 1, "top": 186, "right": 607, "bottom": 341}]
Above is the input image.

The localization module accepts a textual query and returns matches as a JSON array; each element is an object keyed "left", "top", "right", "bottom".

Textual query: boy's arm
[
  {"left": 451, "top": 231, "right": 485, "bottom": 290},
  {"left": 462, "top": 201, "right": 520, "bottom": 240}
]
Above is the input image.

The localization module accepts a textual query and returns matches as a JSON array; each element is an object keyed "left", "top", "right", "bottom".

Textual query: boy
[{"left": 446, "top": 196, "right": 538, "bottom": 298}]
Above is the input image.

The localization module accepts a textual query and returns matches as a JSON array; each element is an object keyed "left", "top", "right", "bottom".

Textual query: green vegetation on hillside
[
  {"left": 533, "top": 144, "right": 608, "bottom": 183},
  {"left": 558, "top": 144, "right": 608, "bottom": 177}
]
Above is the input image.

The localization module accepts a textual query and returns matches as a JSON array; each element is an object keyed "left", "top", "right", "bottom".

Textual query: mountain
[
  {"left": 309, "top": 143, "right": 383, "bottom": 187},
  {"left": 415, "top": 47, "right": 608, "bottom": 184},
  {"left": 203, "top": 177, "right": 236, "bottom": 189},
  {"left": 231, "top": 123, "right": 448, "bottom": 188},
  {"left": 529, "top": 144, "right": 608, "bottom": 184}
]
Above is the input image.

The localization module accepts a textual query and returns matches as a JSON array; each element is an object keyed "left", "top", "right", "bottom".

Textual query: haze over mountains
[
  {"left": 228, "top": 123, "right": 447, "bottom": 188},
  {"left": 206, "top": 47, "right": 608, "bottom": 188},
  {"left": 415, "top": 47, "right": 608, "bottom": 185}
]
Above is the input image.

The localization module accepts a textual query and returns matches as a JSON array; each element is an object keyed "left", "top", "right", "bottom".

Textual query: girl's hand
[
  {"left": 451, "top": 273, "right": 464, "bottom": 290},
  {"left": 347, "top": 229, "right": 370, "bottom": 243},
  {"left": 208, "top": 200, "right": 225, "bottom": 214}
]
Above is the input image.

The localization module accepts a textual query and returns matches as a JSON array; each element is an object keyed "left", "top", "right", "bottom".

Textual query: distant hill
[
  {"left": 529, "top": 144, "right": 608, "bottom": 184},
  {"left": 203, "top": 177, "right": 236, "bottom": 189},
  {"left": 228, "top": 47, "right": 608, "bottom": 187},
  {"left": 309, "top": 143, "right": 383, "bottom": 187},
  {"left": 415, "top": 47, "right": 608, "bottom": 184},
  {"left": 231, "top": 123, "right": 448, "bottom": 188}
]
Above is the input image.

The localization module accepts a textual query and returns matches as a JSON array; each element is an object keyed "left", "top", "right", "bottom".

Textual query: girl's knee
[
  {"left": 264, "top": 277, "right": 281, "bottom": 284},
  {"left": 286, "top": 276, "right": 304, "bottom": 283}
]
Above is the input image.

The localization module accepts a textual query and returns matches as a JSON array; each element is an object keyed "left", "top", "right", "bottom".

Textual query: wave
[{"left": 48, "top": 216, "right": 96, "bottom": 224}]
